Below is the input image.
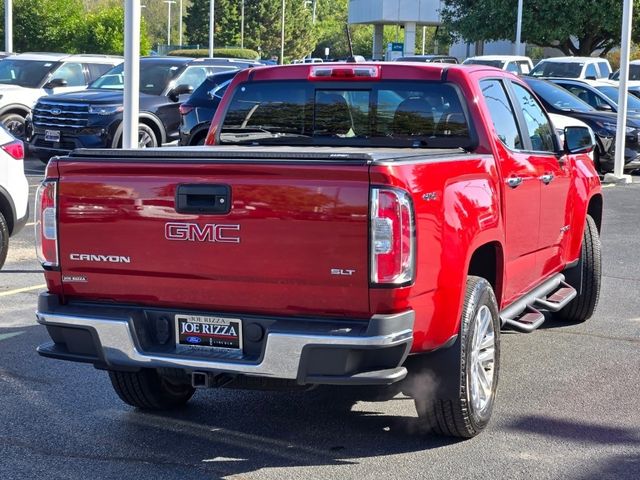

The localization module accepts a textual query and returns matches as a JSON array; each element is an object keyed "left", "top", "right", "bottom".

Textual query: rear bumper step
[{"left": 36, "top": 296, "right": 414, "bottom": 387}]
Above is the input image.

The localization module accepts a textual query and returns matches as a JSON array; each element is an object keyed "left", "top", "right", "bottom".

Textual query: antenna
[{"left": 345, "top": 24, "right": 355, "bottom": 62}]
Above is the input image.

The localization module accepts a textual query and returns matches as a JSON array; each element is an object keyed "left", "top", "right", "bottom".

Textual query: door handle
[
  {"left": 539, "top": 173, "right": 555, "bottom": 185},
  {"left": 175, "top": 184, "right": 231, "bottom": 214},
  {"left": 506, "top": 177, "right": 523, "bottom": 188}
]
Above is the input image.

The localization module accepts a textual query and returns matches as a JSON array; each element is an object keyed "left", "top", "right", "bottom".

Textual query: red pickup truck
[{"left": 35, "top": 63, "right": 602, "bottom": 438}]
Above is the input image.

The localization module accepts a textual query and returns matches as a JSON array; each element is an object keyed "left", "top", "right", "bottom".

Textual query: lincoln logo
[
  {"left": 69, "top": 253, "right": 131, "bottom": 263},
  {"left": 165, "top": 222, "right": 240, "bottom": 243}
]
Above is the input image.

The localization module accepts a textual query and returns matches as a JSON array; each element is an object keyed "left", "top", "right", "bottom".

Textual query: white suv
[
  {"left": 0, "top": 53, "right": 123, "bottom": 138},
  {"left": 0, "top": 126, "right": 28, "bottom": 268},
  {"left": 530, "top": 57, "right": 612, "bottom": 80},
  {"left": 462, "top": 55, "right": 534, "bottom": 75}
]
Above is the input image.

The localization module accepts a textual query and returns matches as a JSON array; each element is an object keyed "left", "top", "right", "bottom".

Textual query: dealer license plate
[
  {"left": 45, "top": 130, "right": 60, "bottom": 142},
  {"left": 175, "top": 314, "right": 242, "bottom": 350}
]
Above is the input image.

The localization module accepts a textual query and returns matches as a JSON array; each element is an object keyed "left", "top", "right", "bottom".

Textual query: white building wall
[{"left": 349, "top": 0, "right": 442, "bottom": 25}]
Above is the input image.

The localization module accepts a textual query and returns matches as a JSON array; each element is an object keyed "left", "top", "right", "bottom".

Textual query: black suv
[
  {"left": 26, "top": 57, "right": 254, "bottom": 162},
  {"left": 524, "top": 77, "right": 640, "bottom": 173},
  {"left": 179, "top": 70, "right": 242, "bottom": 145}
]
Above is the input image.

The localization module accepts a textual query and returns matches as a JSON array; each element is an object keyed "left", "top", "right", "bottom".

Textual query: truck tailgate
[{"left": 56, "top": 159, "right": 371, "bottom": 317}]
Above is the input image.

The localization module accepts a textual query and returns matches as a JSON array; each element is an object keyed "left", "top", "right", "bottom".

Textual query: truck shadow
[
  {"left": 1, "top": 325, "right": 465, "bottom": 479},
  {"left": 107, "top": 386, "right": 462, "bottom": 478}
]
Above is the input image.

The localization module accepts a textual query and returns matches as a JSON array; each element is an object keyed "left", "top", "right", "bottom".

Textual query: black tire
[
  {"left": 1, "top": 113, "right": 26, "bottom": 138},
  {"left": 0, "top": 212, "right": 9, "bottom": 270},
  {"left": 137, "top": 124, "right": 158, "bottom": 148},
  {"left": 108, "top": 368, "right": 195, "bottom": 410},
  {"left": 113, "top": 123, "right": 159, "bottom": 149},
  {"left": 557, "top": 215, "right": 601, "bottom": 323},
  {"left": 410, "top": 276, "right": 500, "bottom": 438}
]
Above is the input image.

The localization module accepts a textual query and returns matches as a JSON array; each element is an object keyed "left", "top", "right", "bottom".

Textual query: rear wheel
[
  {"left": 410, "top": 276, "right": 500, "bottom": 438},
  {"left": 0, "top": 212, "right": 9, "bottom": 269},
  {"left": 108, "top": 368, "right": 195, "bottom": 410},
  {"left": 1, "top": 113, "right": 26, "bottom": 138},
  {"left": 556, "top": 215, "right": 601, "bottom": 323}
]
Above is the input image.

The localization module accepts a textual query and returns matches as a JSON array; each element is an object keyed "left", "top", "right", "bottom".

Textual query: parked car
[
  {"left": 550, "top": 78, "right": 640, "bottom": 117},
  {"left": 529, "top": 56, "right": 612, "bottom": 80},
  {"left": 610, "top": 60, "right": 640, "bottom": 97},
  {"left": 26, "top": 57, "right": 257, "bottom": 162},
  {"left": 395, "top": 54, "right": 458, "bottom": 64},
  {"left": 179, "top": 70, "right": 245, "bottom": 146},
  {"left": 524, "top": 76, "right": 640, "bottom": 172},
  {"left": 0, "top": 53, "right": 122, "bottom": 138},
  {"left": 0, "top": 125, "right": 28, "bottom": 269},
  {"left": 35, "top": 63, "right": 602, "bottom": 439},
  {"left": 462, "top": 55, "right": 533, "bottom": 75}
]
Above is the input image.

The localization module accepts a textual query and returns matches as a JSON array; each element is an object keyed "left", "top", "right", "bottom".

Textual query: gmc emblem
[{"left": 165, "top": 222, "right": 240, "bottom": 243}]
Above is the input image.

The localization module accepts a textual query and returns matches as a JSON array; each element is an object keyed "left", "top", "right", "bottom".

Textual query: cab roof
[{"left": 8, "top": 52, "right": 122, "bottom": 63}]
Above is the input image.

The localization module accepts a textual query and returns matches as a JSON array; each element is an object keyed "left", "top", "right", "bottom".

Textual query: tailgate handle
[{"left": 175, "top": 184, "right": 231, "bottom": 214}]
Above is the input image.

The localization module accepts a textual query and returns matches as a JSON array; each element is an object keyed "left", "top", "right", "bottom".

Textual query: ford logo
[
  {"left": 51, "top": 108, "right": 62, "bottom": 116},
  {"left": 186, "top": 336, "right": 202, "bottom": 344}
]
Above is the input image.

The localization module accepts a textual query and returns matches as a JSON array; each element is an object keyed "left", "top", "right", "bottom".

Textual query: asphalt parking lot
[{"left": 1, "top": 157, "right": 639, "bottom": 480}]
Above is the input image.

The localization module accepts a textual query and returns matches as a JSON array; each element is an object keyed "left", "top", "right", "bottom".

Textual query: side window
[
  {"left": 512, "top": 83, "right": 556, "bottom": 152},
  {"left": 51, "top": 62, "right": 85, "bottom": 87},
  {"left": 480, "top": 79, "right": 522, "bottom": 150},
  {"left": 597, "top": 61, "right": 611, "bottom": 78},
  {"left": 518, "top": 61, "right": 531, "bottom": 75},
  {"left": 506, "top": 62, "right": 519, "bottom": 74},
  {"left": 86, "top": 63, "right": 114, "bottom": 82},
  {"left": 565, "top": 85, "right": 593, "bottom": 106},
  {"left": 585, "top": 63, "right": 598, "bottom": 79}
]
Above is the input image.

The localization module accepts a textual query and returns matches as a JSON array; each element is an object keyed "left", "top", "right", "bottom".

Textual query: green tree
[
  {"left": 441, "top": 0, "right": 640, "bottom": 56},
  {"left": 243, "top": 0, "right": 315, "bottom": 61},
  {"left": 79, "top": 5, "right": 152, "bottom": 55},
  {"left": 0, "top": 0, "right": 85, "bottom": 52},
  {"left": 185, "top": 0, "right": 240, "bottom": 48}
]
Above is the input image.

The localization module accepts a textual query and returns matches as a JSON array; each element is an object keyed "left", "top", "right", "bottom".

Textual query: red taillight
[
  {"left": 35, "top": 180, "right": 58, "bottom": 268},
  {"left": 370, "top": 188, "right": 415, "bottom": 285},
  {"left": 179, "top": 104, "right": 194, "bottom": 115},
  {"left": 309, "top": 65, "right": 381, "bottom": 81},
  {"left": 2, "top": 140, "right": 24, "bottom": 160}
]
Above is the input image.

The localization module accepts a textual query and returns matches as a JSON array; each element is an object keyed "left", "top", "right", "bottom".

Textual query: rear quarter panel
[{"left": 370, "top": 154, "right": 503, "bottom": 352}]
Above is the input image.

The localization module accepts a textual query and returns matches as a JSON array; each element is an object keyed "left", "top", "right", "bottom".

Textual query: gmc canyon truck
[{"left": 35, "top": 63, "right": 602, "bottom": 438}]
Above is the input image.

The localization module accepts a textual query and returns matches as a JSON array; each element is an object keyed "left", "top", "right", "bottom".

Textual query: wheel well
[
  {"left": 587, "top": 194, "right": 603, "bottom": 233},
  {"left": 0, "top": 107, "right": 29, "bottom": 119},
  {"left": 189, "top": 128, "right": 208, "bottom": 145},
  {"left": 468, "top": 242, "right": 503, "bottom": 300},
  {"left": 0, "top": 192, "right": 14, "bottom": 234},
  {"left": 139, "top": 118, "right": 163, "bottom": 146}
]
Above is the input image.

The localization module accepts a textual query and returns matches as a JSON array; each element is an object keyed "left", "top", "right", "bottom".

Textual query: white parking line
[
  {"left": 0, "top": 332, "right": 24, "bottom": 341},
  {"left": 0, "top": 284, "right": 46, "bottom": 297}
]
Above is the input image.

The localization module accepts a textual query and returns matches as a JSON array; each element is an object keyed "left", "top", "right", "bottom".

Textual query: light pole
[
  {"left": 4, "top": 0, "right": 12, "bottom": 53},
  {"left": 280, "top": 0, "right": 285, "bottom": 65},
  {"left": 609, "top": 0, "right": 634, "bottom": 182},
  {"left": 240, "top": 0, "right": 245, "bottom": 50},
  {"left": 123, "top": 0, "right": 141, "bottom": 149},
  {"left": 514, "top": 0, "right": 523, "bottom": 55},
  {"left": 209, "top": 0, "right": 215, "bottom": 58},
  {"left": 179, "top": 0, "right": 183, "bottom": 47},
  {"left": 164, "top": 0, "right": 176, "bottom": 46}
]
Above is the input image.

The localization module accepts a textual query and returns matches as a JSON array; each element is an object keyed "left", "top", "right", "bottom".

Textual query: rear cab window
[{"left": 219, "top": 78, "right": 475, "bottom": 149}]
